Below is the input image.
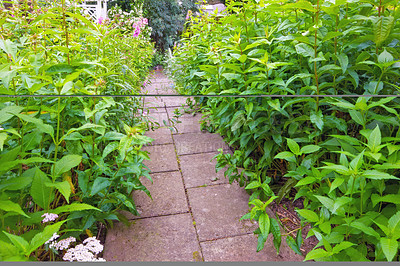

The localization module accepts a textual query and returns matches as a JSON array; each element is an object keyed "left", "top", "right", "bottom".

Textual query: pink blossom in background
[
  {"left": 97, "top": 17, "right": 103, "bottom": 25},
  {"left": 133, "top": 25, "right": 141, "bottom": 37}
]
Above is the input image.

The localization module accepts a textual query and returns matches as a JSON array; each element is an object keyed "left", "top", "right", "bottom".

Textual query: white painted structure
[{"left": 77, "top": 0, "right": 108, "bottom": 21}]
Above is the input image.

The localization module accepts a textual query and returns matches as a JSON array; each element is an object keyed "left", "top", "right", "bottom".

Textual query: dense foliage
[
  {"left": 0, "top": 0, "right": 154, "bottom": 261},
  {"left": 142, "top": 0, "right": 199, "bottom": 52},
  {"left": 168, "top": 0, "right": 400, "bottom": 261}
]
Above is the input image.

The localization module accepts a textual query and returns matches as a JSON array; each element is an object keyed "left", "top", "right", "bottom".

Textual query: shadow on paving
[{"left": 103, "top": 71, "right": 303, "bottom": 262}]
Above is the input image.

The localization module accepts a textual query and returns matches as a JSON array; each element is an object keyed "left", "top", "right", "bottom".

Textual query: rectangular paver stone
[
  {"left": 187, "top": 183, "right": 257, "bottom": 241},
  {"left": 179, "top": 152, "right": 229, "bottom": 188},
  {"left": 122, "top": 171, "right": 189, "bottom": 219},
  {"left": 166, "top": 107, "right": 203, "bottom": 134},
  {"left": 163, "top": 96, "right": 190, "bottom": 107},
  {"left": 174, "top": 132, "right": 230, "bottom": 155},
  {"left": 143, "top": 144, "right": 178, "bottom": 173},
  {"left": 145, "top": 127, "right": 173, "bottom": 146},
  {"left": 201, "top": 234, "right": 303, "bottom": 261},
  {"left": 104, "top": 213, "right": 202, "bottom": 261},
  {"left": 147, "top": 112, "right": 170, "bottom": 127}
]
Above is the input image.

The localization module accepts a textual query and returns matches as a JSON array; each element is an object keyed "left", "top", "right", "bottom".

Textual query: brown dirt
[{"left": 270, "top": 198, "right": 318, "bottom": 256}]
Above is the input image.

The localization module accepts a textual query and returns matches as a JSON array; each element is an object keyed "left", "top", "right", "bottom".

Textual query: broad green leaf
[
  {"left": 52, "top": 202, "right": 101, "bottom": 214},
  {"left": 286, "top": 235, "right": 302, "bottom": 255},
  {"left": 27, "top": 220, "right": 66, "bottom": 256},
  {"left": 364, "top": 170, "right": 399, "bottom": 180},
  {"left": 373, "top": 16, "right": 395, "bottom": 47},
  {"left": 16, "top": 114, "right": 54, "bottom": 137},
  {"left": 300, "top": 145, "right": 321, "bottom": 154},
  {"left": 30, "top": 168, "right": 54, "bottom": 210},
  {"left": 310, "top": 110, "right": 324, "bottom": 131},
  {"left": 304, "top": 248, "right": 329, "bottom": 261},
  {"left": 380, "top": 237, "right": 398, "bottom": 261},
  {"left": 0, "top": 200, "right": 29, "bottom": 218},
  {"left": 349, "top": 110, "right": 365, "bottom": 126},
  {"left": 329, "top": 177, "right": 344, "bottom": 193},
  {"left": 332, "top": 241, "right": 354, "bottom": 254},
  {"left": 0, "top": 39, "right": 17, "bottom": 61},
  {"left": 388, "top": 211, "right": 400, "bottom": 237},
  {"left": 52, "top": 155, "right": 82, "bottom": 178},
  {"left": 259, "top": 213, "right": 270, "bottom": 238},
  {"left": 378, "top": 49, "right": 394, "bottom": 64},
  {"left": 2, "top": 231, "right": 29, "bottom": 254},
  {"left": 270, "top": 218, "right": 281, "bottom": 253},
  {"left": 90, "top": 177, "right": 112, "bottom": 196},
  {"left": 295, "top": 176, "right": 317, "bottom": 187},
  {"left": 286, "top": 138, "right": 300, "bottom": 155},
  {"left": 0, "top": 132, "right": 7, "bottom": 151},
  {"left": 45, "top": 181, "right": 71, "bottom": 204},
  {"left": 230, "top": 111, "right": 245, "bottom": 131},
  {"left": 349, "top": 150, "right": 364, "bottom": 172},
  {"left": 296, "top": 209, "right": 319, "bottom": 223},
  {"left": 369, "top": 125, "right": 381, "bottom": 152},
  {"left": 351, "top": 221, "right": 380, "bottom": 238},
  {"left": 245, "top": 181, "right": 261, "bottom": 189},
  {"left": 315, "top": 195, "right": 334, "bottom": 212},
  {"left": 337, "top": 53, "right": 349, "bottom": 74},
  {"left": 295, "top": 43, "right": 314, "bottom": 58},
  {"left": 274, "top": 151, "right": 295, "bottom": 161}
]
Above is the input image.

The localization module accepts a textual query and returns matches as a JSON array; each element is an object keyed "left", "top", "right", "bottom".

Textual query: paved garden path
[{"left": 103, "top": 70, "right": 303, "bottom": 262}]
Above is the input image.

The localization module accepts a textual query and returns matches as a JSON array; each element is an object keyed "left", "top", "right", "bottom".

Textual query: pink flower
[
  {"left": 133, "top": 25, "right": 141, "bottom": 37},
  {"left": 97, "top": 17, "right": 103, "bottom": 25}
]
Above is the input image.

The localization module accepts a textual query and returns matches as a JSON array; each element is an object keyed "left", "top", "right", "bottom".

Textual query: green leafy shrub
[
  {"left": 168, "top": 0, "right": 400, "bottom": 261},
  {"left": 0, "top": 0, "right": 154, "bottom": 261}
]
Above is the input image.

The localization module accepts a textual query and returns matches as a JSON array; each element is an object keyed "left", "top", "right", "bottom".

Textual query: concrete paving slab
[
  {"left": 122, "top": 171, "right": 189, "bottom": 219},
  {"left": 200, "top": 234, "right": 303, "bottom": 261},
  {"left": 143, "top": 96, "right": 164, "bottom": 108},
  {"left": 179, "top": 152, "right": 229, "bottom": 188},
  {"left": 166, "top": 107, "right": 203, "bottom": 134},
  {"left": 147, "top": 112, "right": 170, "bottom": 127},
  {"left": 187, "top": 183, "right": 257, "bottom": 241},
  {"left": 174, "top": 132, "right": 230, "bottom": 155},
  {"left": 145, "top": 127, "right": 173, "bottom": 146},
  {"left": 143, "top": 144, "right": 179, "bottom": 173},
  {"left": 104, "top": 213, "right": 202, "bottom": 261},
  {"left": 163, "top": 96, "right": 190, "bottom": 107}
]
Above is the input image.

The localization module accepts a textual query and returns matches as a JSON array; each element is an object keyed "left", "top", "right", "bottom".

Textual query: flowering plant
[{"left": 106, "top": 5, "right": 151, "bottom": 39}]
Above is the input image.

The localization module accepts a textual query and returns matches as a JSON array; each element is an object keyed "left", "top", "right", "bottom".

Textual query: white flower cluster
[
  {"left": 41, "top": 213, "right": 59, "bottom": 223},
  {"left": 45, "top": 233, "right": 106, "bottom": 262},
  {"left": 50, "top": 236, "right": 76, "bottom": 251},
  {"left": 62, "top": 237, "right": 105, "bottom": 262},
  {"left": 45, "top": 233, "right": 60, "bottom": 245}
]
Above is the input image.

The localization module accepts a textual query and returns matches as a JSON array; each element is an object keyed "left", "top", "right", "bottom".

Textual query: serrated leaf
[
  {"left": 295, "top": 43, "right": 314, "bottom": 58},
  {"left": 52, "top": 202, "right": 101, "bottom": 214},
  {"left": 337, "top": 53, "right": 349, "bottom": 74},
  {"left": 270, "top": 218, "right": 281, "bottom": 253},
  {"left": 45, "top": 181, "right": 71, "bottom": 204},
  {"left": 245, "top": 181, "right": 261, "bottom": 190},
  {"left": 380, "top": 237, "right": 398, "bottom": 261},
  {"left": 2, "top": 231, "right": 29, "bottom": 254},
  {"left": 0, "top": 200, "right": 30, "bottom": 218},
  {"left": 52, "top": 155, "right": 82, "bottom": 178},
  {"left": 310, "top": 110, "right": 323, "bottom": 131},
  {"left": 28, "top": 220, "right": 66, "bottom": 255},
  {"left": 30, "top": 167, "right": 54, "bottom": 209},
  {"left": 230, "top": 111, "right": 245, "bottom": 131},
  {"left": 364, "top": 170, "right": 399, "bottom": 180}
]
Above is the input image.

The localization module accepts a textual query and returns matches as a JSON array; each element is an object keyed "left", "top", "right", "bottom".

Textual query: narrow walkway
[{"left": 103, "top": 71, "right": 302, "bottom": 261}]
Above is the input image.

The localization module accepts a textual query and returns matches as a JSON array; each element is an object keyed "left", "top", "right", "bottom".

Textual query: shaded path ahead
[{"left": 103, "top": 71, "right": 302, "bottom": 261}]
